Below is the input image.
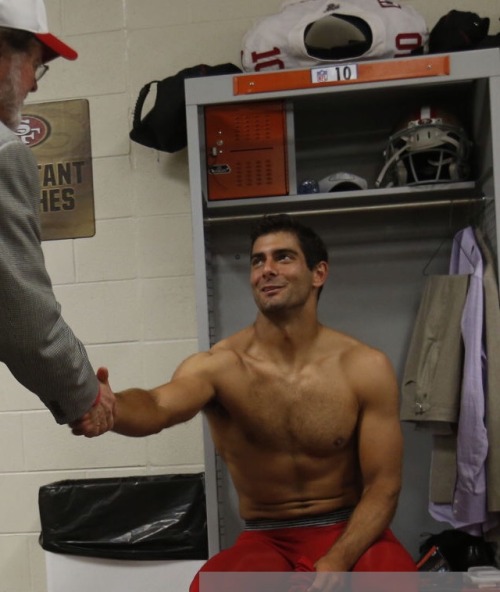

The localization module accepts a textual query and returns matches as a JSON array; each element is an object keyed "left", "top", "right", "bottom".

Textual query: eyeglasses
[{"left": 35, "top": 63, "right": 49, "bottom": 82}]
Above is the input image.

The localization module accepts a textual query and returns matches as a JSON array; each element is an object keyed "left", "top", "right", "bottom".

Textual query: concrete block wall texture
[{"left": 0, "top": 0, "right": 499, "bottom": 590}]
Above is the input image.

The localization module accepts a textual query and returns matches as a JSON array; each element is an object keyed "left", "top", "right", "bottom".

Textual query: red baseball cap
[{"left": 0, "top": 0, "right": 78, "bottom": 61}]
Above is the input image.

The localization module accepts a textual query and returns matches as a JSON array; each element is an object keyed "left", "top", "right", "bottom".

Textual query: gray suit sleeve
[{"left": 0, "top": 128, "right": 99, "bottom": 424}]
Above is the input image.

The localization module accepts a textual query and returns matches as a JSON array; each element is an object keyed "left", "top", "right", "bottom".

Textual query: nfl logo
[{"left": 317, "top": 69, "right": 329, "bottom": 82}]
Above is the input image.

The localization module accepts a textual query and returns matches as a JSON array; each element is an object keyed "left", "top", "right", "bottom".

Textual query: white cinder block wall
[{"left": 0, "top": 1, "right": 499, "bottom": 590}]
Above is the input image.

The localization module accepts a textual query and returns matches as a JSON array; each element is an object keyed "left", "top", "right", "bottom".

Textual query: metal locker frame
[{"left": 185, "top": 48, "right": 500, "bottom": 558}]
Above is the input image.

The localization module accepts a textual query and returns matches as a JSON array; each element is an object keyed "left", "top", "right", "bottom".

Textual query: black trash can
[{"left": 38, "top": 473, "right": 208, "bottom": 561}]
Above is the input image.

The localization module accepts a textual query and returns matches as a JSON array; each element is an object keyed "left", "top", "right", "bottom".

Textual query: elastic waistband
[{"left": 244, "top": 507, "right": 354, "bottom": 531}]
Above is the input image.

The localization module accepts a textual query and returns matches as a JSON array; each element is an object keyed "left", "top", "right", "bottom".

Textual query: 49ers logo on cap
[{"left": 16, "top": 115, "right": 51, "bottom": 147}]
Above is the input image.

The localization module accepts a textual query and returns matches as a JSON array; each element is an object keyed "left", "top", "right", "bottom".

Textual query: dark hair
[
  {"left": 0, "top": 27, "right": 39, "bottom": 57},
  {"left": 250, "top": 214, "right": 329, "bottom": 270}
]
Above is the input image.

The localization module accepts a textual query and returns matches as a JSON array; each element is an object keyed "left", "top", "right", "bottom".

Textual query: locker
[{"left": 185, "top": 48, "right": 500, "bottom": 562}]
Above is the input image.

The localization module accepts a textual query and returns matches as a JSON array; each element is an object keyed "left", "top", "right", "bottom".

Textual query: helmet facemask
[{"left": 376, "top": 108, "right": 472, "bottom": 188}]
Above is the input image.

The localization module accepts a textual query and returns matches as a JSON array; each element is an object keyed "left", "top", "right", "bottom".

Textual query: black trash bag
[
  {"left": 130, "top": 63, "right": 242, "bottom": 153},
  {"left": 38, "top": 473, "right": 208, "bottom": 560},
  {"left": 418, "top": 529, "right": 495, "bottom": 571}
]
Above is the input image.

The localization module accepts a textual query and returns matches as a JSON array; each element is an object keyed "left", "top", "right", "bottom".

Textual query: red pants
[{"left": 190, "top": 521, "right": 416, "bottom": 592}]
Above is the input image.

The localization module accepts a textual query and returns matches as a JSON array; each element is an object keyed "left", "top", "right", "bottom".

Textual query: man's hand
[
  {"left": 307, "top": 572, "right": 346, "bottom": 592},
  {"left": 70, "top": 366, "right": 116, "bottom": 437},
  {"left": 308, "top": 556, "right": 348, "bottom": 592},
  {"left": 288, "top": 555, "right": 347, "bottom": 592}
]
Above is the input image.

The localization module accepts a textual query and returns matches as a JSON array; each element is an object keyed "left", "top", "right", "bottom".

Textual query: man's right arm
[
  {"left": 0, "top": 134, "right": 99, "bottom": 424},
  {"left": 72, "top": 352, "right": 219, "bottom": 438}
]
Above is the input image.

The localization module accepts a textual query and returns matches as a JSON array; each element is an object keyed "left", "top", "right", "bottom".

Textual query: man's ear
[{"left": 312, "top": 261, "right": 328, "bottom": 289}]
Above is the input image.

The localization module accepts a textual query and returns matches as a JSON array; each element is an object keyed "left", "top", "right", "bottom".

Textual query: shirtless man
[{"left": 72, "top": 214, "right": 416, "bottom": 590}]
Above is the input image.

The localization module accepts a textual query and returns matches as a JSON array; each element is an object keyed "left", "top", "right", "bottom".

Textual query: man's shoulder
[
  {"left": 322, "top": 327, "right": 389, "bottom": 365},
  {"left": 212, "top": 326, "right": 254, "bottom": 354},
  {"left": 332, "top": 334, "right": 396, "bottom": 397},
  {"left": 0, "top": 121, "right": 18, "bottom": 144},
  {"left": 0, "top": 122, "right": 31, "bottom": 160},
  {"left": 194, "top": 327, "right": 257, "bottom": 375},
  {"left": 185, "top": 333, "right": 248, "bottom": 369},
  {"left": 173, "top": 334, "right": 250, "bottom": 389},
  {"left": 322, "top": 326, "right": 369, "bottom": 351}
]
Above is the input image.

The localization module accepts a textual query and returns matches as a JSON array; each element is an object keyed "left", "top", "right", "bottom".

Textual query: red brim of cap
[{"left": 34, "top": 32, "right": 78, "bottom": 61}]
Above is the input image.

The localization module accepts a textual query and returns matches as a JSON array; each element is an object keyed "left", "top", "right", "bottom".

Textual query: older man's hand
[{"left": 70, "top": 367, "right": 115, "bottom": 437}]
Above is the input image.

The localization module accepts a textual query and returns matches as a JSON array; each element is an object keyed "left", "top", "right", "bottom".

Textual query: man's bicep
[
  {"left": 356, "top": 355, "right": 403, "bottom": 488},
  {"left": 358, "top": 405, "right": 403, "bottom": 488},
  {"left": 151, "top": 353, "right": 219, "bottom": 425}
]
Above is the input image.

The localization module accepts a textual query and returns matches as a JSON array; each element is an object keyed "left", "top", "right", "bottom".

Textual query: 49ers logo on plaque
[{"left": 17, "top": 99, "right": 95, "bottom": 241}]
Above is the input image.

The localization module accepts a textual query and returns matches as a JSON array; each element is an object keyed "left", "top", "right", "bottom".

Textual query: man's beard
[
  {"left": 255, "top": 287, "right": 306, "bottom": 316},
  {"left": 0, "top": 54, "right": 24, "bottom": 131}
]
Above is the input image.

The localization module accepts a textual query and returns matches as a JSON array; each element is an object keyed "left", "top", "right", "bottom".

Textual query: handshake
[{"left": 70, "top": 367, "right": 116, "bottom": 438}]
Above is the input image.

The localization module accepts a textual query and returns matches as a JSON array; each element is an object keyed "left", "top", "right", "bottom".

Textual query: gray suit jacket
[{"left": 0, "top": 121, "right": 98, "bottom": 424}]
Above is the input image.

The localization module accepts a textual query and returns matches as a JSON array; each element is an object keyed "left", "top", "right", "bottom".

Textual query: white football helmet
[{"left": 376, "top": 106, "right": 472, "bottom": 188}]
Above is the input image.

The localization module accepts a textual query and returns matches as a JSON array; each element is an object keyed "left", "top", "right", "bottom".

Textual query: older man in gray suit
[{"left": 0, "top": 0, "right": 114, "bottom": 433}]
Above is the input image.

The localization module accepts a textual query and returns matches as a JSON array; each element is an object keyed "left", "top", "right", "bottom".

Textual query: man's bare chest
[{"left": 213, "top": 361, "right": 359, "bottom": 455}]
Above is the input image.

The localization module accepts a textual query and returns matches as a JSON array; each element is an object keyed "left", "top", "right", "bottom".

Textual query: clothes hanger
[{"left": 422, "top": 199, "right": 481, "bottom": 275}]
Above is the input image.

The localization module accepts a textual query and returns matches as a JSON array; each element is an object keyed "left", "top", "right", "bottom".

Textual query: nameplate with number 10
[{"left": 311, "top": 64, "right": 358, "bottom": 84}]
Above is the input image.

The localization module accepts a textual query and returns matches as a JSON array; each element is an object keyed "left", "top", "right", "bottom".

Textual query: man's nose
[{"left": 262, "top": 258, "right": 278, "bottom": 275}]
